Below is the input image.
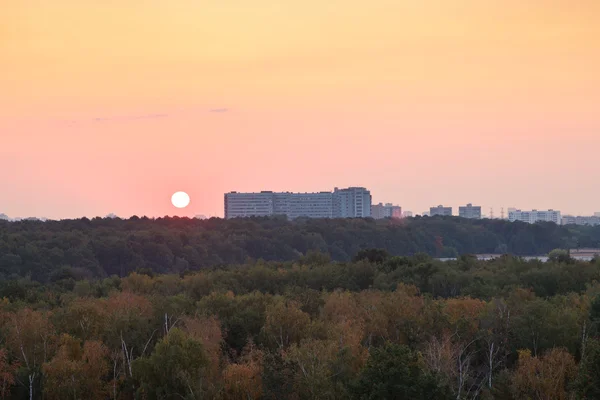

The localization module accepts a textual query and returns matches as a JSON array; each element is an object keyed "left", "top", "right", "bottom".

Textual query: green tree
[
  {"left": 549, "top": 249, "right": 572, "bottom": 264},
  {"left": 350, "top": 343, "right": 451, "bottom": 400},
  {"left": 133, "top": 328, "right": 207, "bottom": 400},
  {"left": 574, "top": 339, "right": 600, "bottom": 399},
  {"left": 353, "top": 249, "right": 390, "bottom": 264}
]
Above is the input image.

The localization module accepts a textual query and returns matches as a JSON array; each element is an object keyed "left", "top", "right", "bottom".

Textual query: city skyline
[
  {"left": 2, "top": 1, "right": 600, "bottom": 219},
  {"left": 2, "top": 184, "right": 598, "bottom": 222}
]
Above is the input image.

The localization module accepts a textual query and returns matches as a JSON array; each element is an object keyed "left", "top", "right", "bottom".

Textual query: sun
[{"left": 171, "top": 191, "right": 190, "bottom": 209}]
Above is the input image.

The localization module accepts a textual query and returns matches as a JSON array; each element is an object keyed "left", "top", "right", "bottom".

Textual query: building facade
[
  {"left": 403, "top": 211, "right": 413, "bottom": 218},
  {"left": 276, "top": 192, "right": 334, "bottom": 219},
  {"left": 561, "top": 215, "right": 576, "bottom": 225},
  {"left": 459, "top": 203, "right": 482, "bottom": 219},
  {"left": 430, "top": 205, "right": 452, "bottom": 217},
  {"left": 371, "top": 203, "right": 402, "bottom": 219},
  {"left": 224, "top": 187, "right": 371, "bottom": 219},
  {"left": 561, "top": 215, "right": 600, "bottom": 226},
  {"left": 508, "top": 209, "right": 561, "bottom": 224},
  {"left": 332, "top": 187, "right": 371, "bottom": 218},
  {"left": 224, "top": 192, "right": 274, "bottom": 219}
]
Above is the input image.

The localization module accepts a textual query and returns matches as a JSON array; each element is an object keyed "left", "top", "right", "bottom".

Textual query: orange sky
[{"left": 1, "top": 0, "right": 599, "bottom": 219}]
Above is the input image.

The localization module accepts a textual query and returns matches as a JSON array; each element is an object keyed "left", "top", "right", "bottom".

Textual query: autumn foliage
[{"left": 0, "top": 252, "right": 600, "bottom": 399}]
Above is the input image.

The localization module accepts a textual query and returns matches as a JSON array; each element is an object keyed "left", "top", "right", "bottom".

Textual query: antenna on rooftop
[{"left": 490, "top": 208, "right": 494, "bottom": 219}]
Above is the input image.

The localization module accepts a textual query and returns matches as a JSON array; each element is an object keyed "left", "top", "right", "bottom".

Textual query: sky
[{"left": 1, "top": 0, "right": 599, "bottom": 219}]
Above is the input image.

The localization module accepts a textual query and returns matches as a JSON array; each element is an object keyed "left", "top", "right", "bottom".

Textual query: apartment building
[
  {"left": 224, "top": 187, "right": 371, "bottom": 219},
  {"left": 371, "top": 203, "right": 402, "bottom": 219},
  {"left": 561, "top": 215, "right": 600, "bottom": 226},
  {"left": 224, "top": 192, "right": 274, "bottom": 219},
  {"left": 332, "top": 187, "right": 372, "bottom": 218},
  {"left": 458, "top": 203, "right": 482, "bottom": 219},
  {"left": 508, "top": 209, "right": 561, "bottom": 224},
  {"left": 430, "top": 205, "right": 452, "bottom": 217}
]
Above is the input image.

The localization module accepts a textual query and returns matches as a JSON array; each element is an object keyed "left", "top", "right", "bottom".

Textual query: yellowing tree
[
  {"left": 42, "top": 335, "right": 109, "bottom": 400},
  {"left": 511, "top": 348, "right": 576, "bottom": 400},
  {"left": 263, "top": 299, "right": 310, "bottom": 349},
  {"left": 222, "top": 342, "right": 263, "bottom": 400},
  {"left": 0, "top": 349, "right": 19, "bottom": 400},
  {"left": 6, "top": 308, "right": 55, "bottom": 400}
]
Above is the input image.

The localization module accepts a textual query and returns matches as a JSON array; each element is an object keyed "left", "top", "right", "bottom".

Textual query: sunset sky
[{"left": 1, "top": 0, "right": 599, "bottom": 219}]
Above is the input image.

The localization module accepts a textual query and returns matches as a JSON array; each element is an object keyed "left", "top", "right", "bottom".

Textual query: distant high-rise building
[
  {"left": 371, "top": 203, "right": 402, "bottom": 219},
  {"left": 403, "top": 211, "right": 413, "bottom": 218},
  {"left": 332, "top": 187, "right": 371, "bottom": 218},
  {"left": 224, "top": 187, "right": 371, "bottom": 219},
  {"left": 459, "top": 203, "right": 482, "bottom": 219},
  {"left": 508, "top": 209, "right": 561, "bottom": 224},
  {"left": 595, "top": 212, "right": 600, "bottom": 217},
  {"left": 0, "top": 213, "right": 8, "bottom": 221},
  {"left": 430, "top": 205, "right": 452, "bottom": 217}
]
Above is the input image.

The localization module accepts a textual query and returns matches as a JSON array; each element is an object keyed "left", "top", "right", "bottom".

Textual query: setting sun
[{"left": 171, "top": 191, "right": 190, "bottom": 209}]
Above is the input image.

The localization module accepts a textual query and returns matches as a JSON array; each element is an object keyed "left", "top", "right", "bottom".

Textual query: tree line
[
  {"left": 2, "top": 253, "right": 600, "bottom": 398},
  {"left": 1, "top": 216, "right": 599, "bottom": 282}
]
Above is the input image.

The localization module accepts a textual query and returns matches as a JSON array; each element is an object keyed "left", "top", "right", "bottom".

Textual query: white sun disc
[{"left": 171, "top": 191, "right": 190, "bottom": 208}]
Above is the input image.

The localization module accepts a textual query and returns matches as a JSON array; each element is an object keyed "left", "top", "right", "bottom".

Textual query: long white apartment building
[
  {"left": 224, "top": 187, "right": 371, "bottom": 219},
  {"left": 561, "top": 215, "right": 600, "bottom": 226},
  {"left": 223, "top": 192, "right": 275, "bottom": 218},
  {"left": 508, "top": 209, "right": 561, "bottom": 224},
  {"left": 274, "top": 192, "right": 334, "bottom": 219}
]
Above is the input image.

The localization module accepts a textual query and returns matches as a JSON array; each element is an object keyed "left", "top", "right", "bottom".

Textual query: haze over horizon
[{"left": 2, "top": 0, "right": 599, "bottom": 219}]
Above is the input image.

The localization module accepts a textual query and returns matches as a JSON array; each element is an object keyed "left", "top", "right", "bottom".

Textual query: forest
[
  {"left": 2, "top": 249, "right": 600, "bottom": 399},
  {"left": 1, "top": 216, "right": 600, "bottom": 282},
  {"left": 2, "top": 217, "right": 600, "bottom": 399}
]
